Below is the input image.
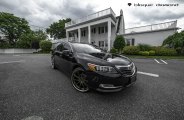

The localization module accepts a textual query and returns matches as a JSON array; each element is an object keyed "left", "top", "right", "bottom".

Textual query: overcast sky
[{"left": 0, "top": 0, "right": 184, "bottom": 30}]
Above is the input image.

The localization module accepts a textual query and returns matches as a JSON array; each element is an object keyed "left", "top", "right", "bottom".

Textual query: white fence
[
  {"left": 0, "top": 49, "right": 37, "bottom": 54},
  {"left": 125, "top": 21, "right": 177, "bottom": 34},
  {"left": 65, "top": 8, "right": 116, "bottom": 27}
]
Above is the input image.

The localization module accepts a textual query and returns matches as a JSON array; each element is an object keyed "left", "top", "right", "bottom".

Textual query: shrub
[
  {"left": 40, "top": 40, "right": 52, "bottom": 52},
  {"left": 176, "top": 47, "right": 181, "bottom": 54},
  {"left": 123, "top": 46, "right": 140, "bottom": 55},
  {"left": 16, "top": 40, "right": 31, "bottom": 48},
  {"left": 110, "top": 48, "right": 118, "bottom": 53},
  {"left": 138, "top": 44, "right": 152, "bottom": 51},
  {"left": 113, "top": 35, "right": 125, "bottom": 52},
  {"left": 163, "top": 31, "right": 184, "bottom": 49},
  {"left": 139, "top": 51, "right": 149, "bottom": 56},
  {"left": 0, "top": 42, "right": 12, "bottom": 48},
  {"left": 149, "top": 50, "right": 155, "bottom": 56},
  {"left": 155, "top": 47, "right": 177, "bottom": 56}
]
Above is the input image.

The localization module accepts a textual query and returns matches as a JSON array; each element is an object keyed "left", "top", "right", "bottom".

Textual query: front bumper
[{"left": 86, "top": 69, "right": 137, "bottom": 92}]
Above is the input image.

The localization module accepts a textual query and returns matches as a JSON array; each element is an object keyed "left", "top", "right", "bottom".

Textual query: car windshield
[{"left": 72, "top": 43, "right": 104, "bottom": 54}]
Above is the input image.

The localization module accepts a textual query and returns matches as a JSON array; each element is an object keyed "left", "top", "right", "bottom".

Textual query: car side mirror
[{"left": 62, "top": 50, "right": 72, "bottom": 57}]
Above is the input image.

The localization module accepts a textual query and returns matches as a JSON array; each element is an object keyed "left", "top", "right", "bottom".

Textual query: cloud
[
  {"left": 0, "top": 0, "right": 96, "bottom": 29},
  {"left": 0, "top": 0, "right": 184, "bottom": 30},
  {"left": 168, "top": 0, "right": 184, "bottom": 3},
  {"left": 132, "top": 9, "right": 184, "bottom": 23}
]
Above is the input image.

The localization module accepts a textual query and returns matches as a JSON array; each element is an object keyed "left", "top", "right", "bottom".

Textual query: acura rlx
[{"left": 51, "top": 41, "right": 137, "bottom": 92}]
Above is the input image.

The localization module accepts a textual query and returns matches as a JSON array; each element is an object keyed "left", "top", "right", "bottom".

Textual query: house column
[
  {"left": 88, "top": 25, "right": 91, "bottom": 44},
  {"left": 66, "top": 31, "right": 69, "bottom": 41},
  {"left": 74, "top": 33, "right": 77, "bottom": 42},
  {"left": 78, "top": 28, "right": 81, "bottom": 43},
  {"left": 107, "top": 20, "right": 111, "bottom": 51}
]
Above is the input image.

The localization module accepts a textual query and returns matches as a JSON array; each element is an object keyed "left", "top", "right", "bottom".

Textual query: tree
[
  {"left": 16, "top": 32, "right": 35, "bottom": 48},
  {"left": 31, "top": 41, "right": 40, "bottom": 50},
  {"left": 34, "top": 30, "right": 47, "bottom": 41},
  {"left": 113, "top": 35, "right": 125, "bottom": 53},
  {"left": 46, "top": 18, "right": 71, "bottom": 39},
  {"left": 163, "top": 31, "right": 184, "bottom": 54},
  {"left": 0, "top": 12, "right": 31, "bottom": 45},
  {"left": 16, "top": 30, "right": 47, "bottom": 49}
]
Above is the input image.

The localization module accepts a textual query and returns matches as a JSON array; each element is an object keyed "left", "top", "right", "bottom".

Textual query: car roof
[{"left": 52, "top": 41, "right": 95, "bottom": 49}]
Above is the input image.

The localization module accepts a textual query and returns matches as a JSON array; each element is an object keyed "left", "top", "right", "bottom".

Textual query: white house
[
  {"left": 123, "top": 21, "right": 178, "bottom": 46},
  {"left": 64, "top": 8, "right": 178, "bottom": 51},
  {"left": 65, "top": 8, "right": 125, "bottom": 51}
]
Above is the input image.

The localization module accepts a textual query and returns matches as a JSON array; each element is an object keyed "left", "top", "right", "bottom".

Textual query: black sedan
[{"left": 51, "top": 41, "right": 137, "bottom": 92}]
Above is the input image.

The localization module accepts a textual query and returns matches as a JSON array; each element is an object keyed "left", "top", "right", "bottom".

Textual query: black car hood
[
  {"left": 106, "top": 56, "right": 131, "bottom": 65},
  {"left": 77, "top": 53, "right": 132, "bottom": 66}
]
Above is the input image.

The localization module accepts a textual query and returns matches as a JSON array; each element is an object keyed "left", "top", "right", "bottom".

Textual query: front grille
[{"left": 116, "top": 63, "right": 135, "bottom": 76}]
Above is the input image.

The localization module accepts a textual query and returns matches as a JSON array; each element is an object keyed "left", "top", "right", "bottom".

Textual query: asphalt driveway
[{"left": 0, "top": 54, "right": 184, "bottom": 120}]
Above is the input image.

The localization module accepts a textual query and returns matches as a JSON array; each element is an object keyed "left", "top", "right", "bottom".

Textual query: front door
[{"left": 61, "top": 43, "right": 73, "bottom": 74}]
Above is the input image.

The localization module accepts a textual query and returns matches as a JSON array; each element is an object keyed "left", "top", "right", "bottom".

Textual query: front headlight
[{"left": 87, "top": 63, "right": 117, "bottom": 73}]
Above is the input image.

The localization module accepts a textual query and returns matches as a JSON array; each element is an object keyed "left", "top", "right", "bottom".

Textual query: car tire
[
  {"left": 51, "top": 56, "right": 57, "bottom": 69},
  {"left": 71, "top": 67, "right": 89, "bottom": 93}
]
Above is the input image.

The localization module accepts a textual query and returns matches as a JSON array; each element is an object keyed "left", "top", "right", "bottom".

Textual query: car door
[
  {"left": 61, "top": 43, "right": 73, "bottom": 74},
  {"left": 54, "top": 43, "right": 64, "bottom": 69}
]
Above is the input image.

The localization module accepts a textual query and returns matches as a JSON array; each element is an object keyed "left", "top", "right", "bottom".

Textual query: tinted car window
[
  {"left": 72, "top": 43, "right": 103, "bottom": 53},
  {"left": 63, "top": 43, "right": 71, "bottom": 51},
  {"left": 56, "top": 43, "right": 64, "bottom": 52}
]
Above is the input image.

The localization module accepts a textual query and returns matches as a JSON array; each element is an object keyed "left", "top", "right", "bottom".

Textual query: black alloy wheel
[{"left": 71, "top": 68, "right": 89, "bottom": 92}]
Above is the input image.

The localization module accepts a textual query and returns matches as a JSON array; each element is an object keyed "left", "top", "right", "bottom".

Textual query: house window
[
  {"left": 98, "top": 27, "right": 101, "bottom": 34},
  {"left": 101, "top": 27, "right": 104, "bottom": 33},
  {"left": 126, "top": 39, "right": 131, "bottom": 46},
  {"left": 81, "top": 30, "right": 86, "bottom": 37},
  {"left": 105, "top": 42, "right": 108, "bottom": 47},
  {"left": 98, "top": 26, "right": 107, "bottom": 34},
  {"left": 132, "top": 39, "right": 135, "bottom": 46},
  {"left": 69, "top": 33, "right": 74, "bottom": 37},
  {"left": 105, "top": 26, "right": 108, "bottom": 33},
  {"left": 91, "top": 28, "right": 96, "bottom": 34},
  {"left": 99, "top": 41, "right": 105, "bottom": 47}
]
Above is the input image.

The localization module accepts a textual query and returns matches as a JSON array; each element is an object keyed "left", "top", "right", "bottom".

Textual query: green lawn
[{"left": 124, "top": 55, "right": 184, "bottom": 60}]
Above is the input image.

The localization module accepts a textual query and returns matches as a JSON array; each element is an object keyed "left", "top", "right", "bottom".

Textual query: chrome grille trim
[{"left": 115, "top": 63, "right": 136, "bottom": 76}]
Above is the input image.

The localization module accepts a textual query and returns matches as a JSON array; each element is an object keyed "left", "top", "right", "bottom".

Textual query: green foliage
[
  {"left": 154, "top": 47, "right": 177, "bottom": 56},
  {"left": 0, "top": 42, "right": 12, "bottom": 48},
  {"left": 40, "top": 40, "right": 52, "bottom": 52},
  {"left": 139, "top": 51, "right": 149, "bottom": 56},
  {"left": 113, "top": 35, "right": 125, "bottom": 52},
  {"left": 123, "top": 46, "right": 140, "bottom": 55},
  {"left": 31, "top": 41, "right": 40, "bottom": 50},
  {"left": 0, "top": 12, "right": 31, "bottom": 45},
  {"left": 163, "top": 31, "right": 184, "bottom": 48},
  {"left": 149, "top": 50, "right": 156, "bottom": 56},
  {"left": 16, "top": 30, "right": 47, "bottom": 49},
  {"left": 110, "top": 48, "right": 118, "bottom": 53},
  {"left": 34, "top": 30, "right": 47, "bottom": 41},
  {"left": 138, "top": 44, "right": 152, "bottom": 51},
  {"left": 16, "top": 33, "right": 33, "bottom": 48},
  {"left": 175, "top": 47, "right": 184, "bottom": 55},
  {"left": 163, "top": 31, "right": 184, "bottom": 54},
  {"left": 46, "top": 18, "right": 71, "bottom": 39}
]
